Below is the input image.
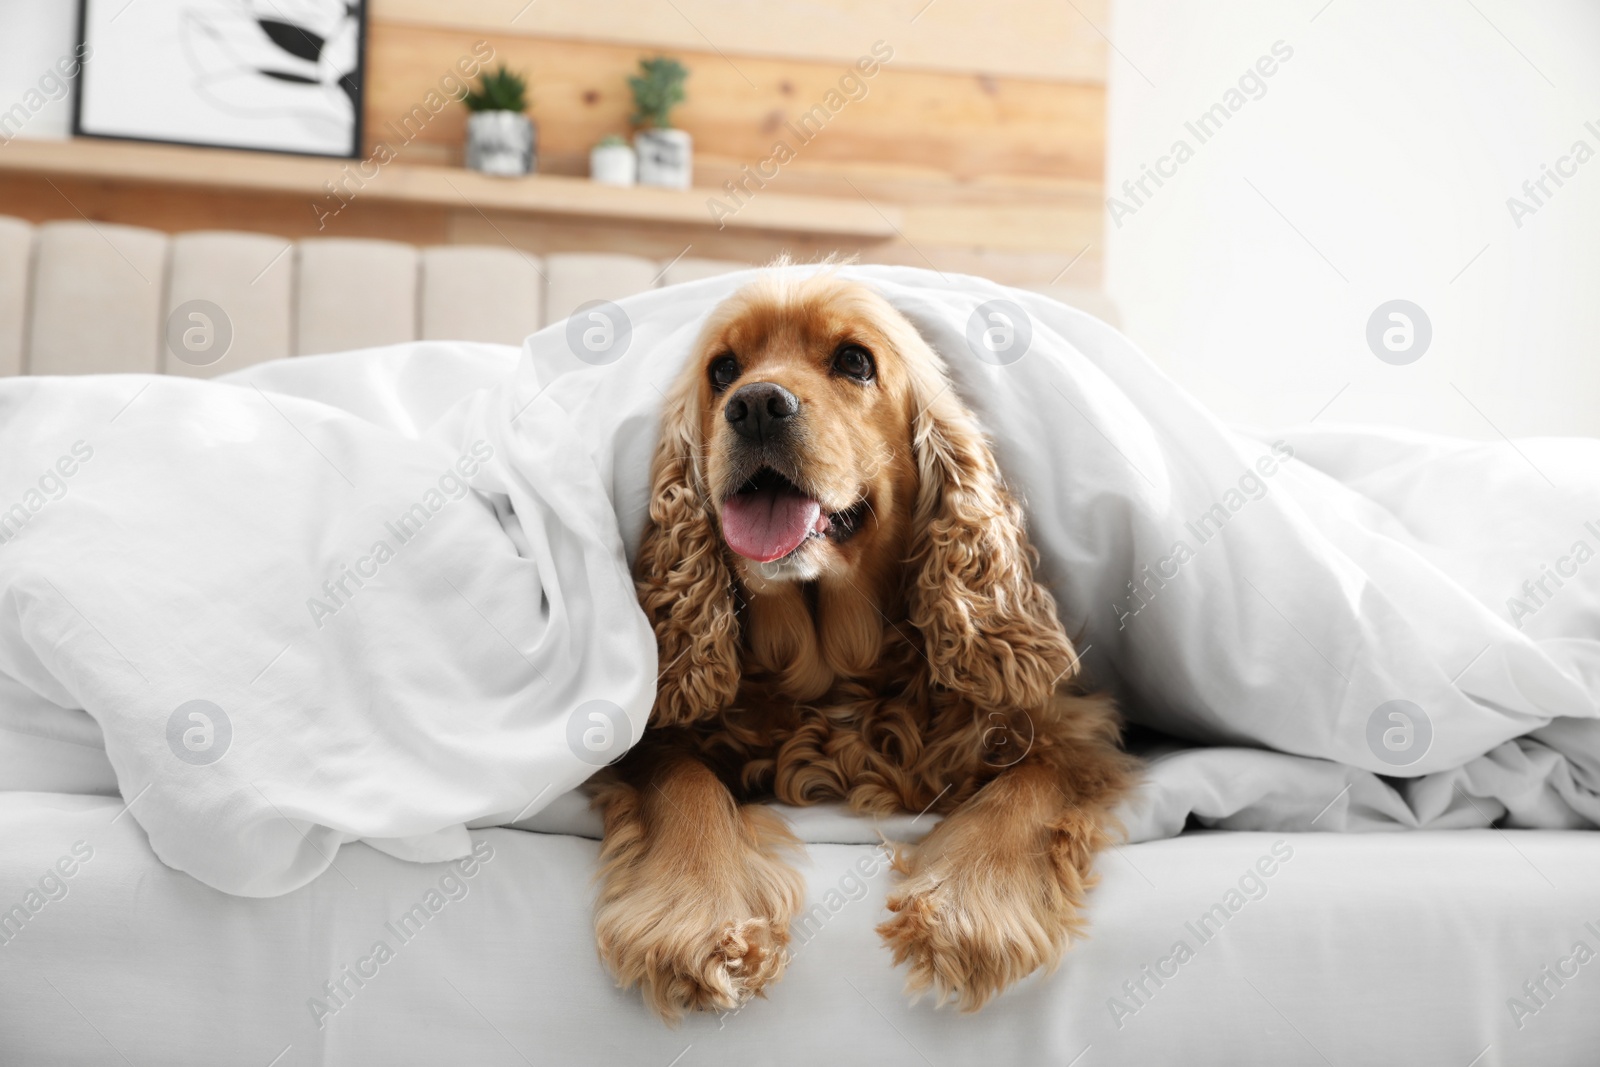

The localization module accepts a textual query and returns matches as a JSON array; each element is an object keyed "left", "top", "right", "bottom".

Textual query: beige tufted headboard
[{"left": 0, "top": 215, "right": 1117, "bottom": 378}]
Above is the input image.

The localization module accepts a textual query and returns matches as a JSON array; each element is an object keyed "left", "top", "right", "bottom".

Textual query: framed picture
[{"left": 73, "top": 0, "right": 366, "bottom": 158}]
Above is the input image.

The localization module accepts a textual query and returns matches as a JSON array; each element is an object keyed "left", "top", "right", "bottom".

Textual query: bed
[
  {"left": 2, "top": 217, "right": 1597, "bottom": 1066},
  {"left": 4, "top": 790, "right": 1597, "bottom": 1065}
]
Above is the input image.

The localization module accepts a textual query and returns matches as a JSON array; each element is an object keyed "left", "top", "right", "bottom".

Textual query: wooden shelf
[{"left": 0, "top": 137, "right": 900, "bottom": 240}]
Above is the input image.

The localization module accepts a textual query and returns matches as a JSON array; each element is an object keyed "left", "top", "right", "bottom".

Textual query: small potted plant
[
  {"left": 629, "top": 56, "right": 691, "bottom": 189},
  {"left": 590, "top": 134, "right": 637, "bottom": 187},
  {"left": 462, "top": 65, "right": 536, "bottom": 177}
]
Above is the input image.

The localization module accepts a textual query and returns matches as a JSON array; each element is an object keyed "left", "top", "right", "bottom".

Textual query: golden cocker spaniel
[{"left": 590, "top": 270, "right": 1137, "bottom": 1021}]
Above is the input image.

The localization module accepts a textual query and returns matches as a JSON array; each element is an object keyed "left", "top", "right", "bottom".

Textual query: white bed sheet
[{"left": 2, "top": 792, "right": 1597, "bottom": 1066}]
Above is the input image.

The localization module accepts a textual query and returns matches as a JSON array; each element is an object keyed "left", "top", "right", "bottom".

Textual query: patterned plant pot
[
  {"left": 466, "top": 111, "right": 536, "bottom": 177},
  {"left": 634, "top": 127, "right": 692, "bottom": 190}
]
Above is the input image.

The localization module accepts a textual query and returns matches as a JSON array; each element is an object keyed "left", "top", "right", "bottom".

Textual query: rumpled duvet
[{"left": 1, "top": 264, "right": 1597, "bottom": 896}]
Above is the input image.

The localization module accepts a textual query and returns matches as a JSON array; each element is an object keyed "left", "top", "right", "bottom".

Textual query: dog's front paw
[
  {"left": 598, "top": 908, "right": 789, "bottom": 1020},
  {"left": 876, "top": 870, "right": 1065, "bottom": 1011},
  {"left": 594, "top": 804, "right": 805, "bottom": 1023},
  {"left": 876, "top": 816, "right": 1090, "bottom": 1011}
]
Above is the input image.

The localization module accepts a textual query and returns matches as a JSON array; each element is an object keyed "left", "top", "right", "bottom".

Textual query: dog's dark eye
[
  {"left": 832, "top": 344, "right": 875, "bottom": 382},
  {"left": 708, "top": 354, "right": 740, "bottom": 392}
]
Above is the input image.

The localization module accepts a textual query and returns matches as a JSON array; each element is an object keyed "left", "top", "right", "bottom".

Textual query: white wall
[
  {"left": 0, "top": 1, "right": 81, "bottom": 143},
  {"left": 1106, "top": 0, "right": 1600, "bottom": 438}
]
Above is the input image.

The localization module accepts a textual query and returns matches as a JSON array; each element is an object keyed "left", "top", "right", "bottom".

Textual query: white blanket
[
  {"left": 0, "top": 348, "right": 654, "bottom": 895},
  {"left": 2, "top": 264, "right": 1598, "bottom": 896}
]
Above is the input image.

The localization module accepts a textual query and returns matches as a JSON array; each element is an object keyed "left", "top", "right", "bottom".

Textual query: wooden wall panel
[
  {"left": 2, "top": 1, "right": 1106, "bottom": 288},
  {"left": 363, "top": 25, "right": 1105, "bottom": 185},
  {"left": 373, "top": 0, "right": 1109, "bottom": 84}
]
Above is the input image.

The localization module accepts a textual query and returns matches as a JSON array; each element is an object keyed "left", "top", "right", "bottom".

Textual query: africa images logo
[
  {"left": 166, "top": 700, "right": 232, "bottom": 766},
  {"left": 1114, "top": 442, "right": 1295, "bottom": 630},
  {"left": 1105, "top": 40, "right": 1295, "bottom": 227},
  {"left": 1365, "top": 699, "right": 1432, "bottom": 768},
  {"left": 306, "top": 441, "right": 494, "bottom": 629},
  {"left": 0, "top": 441, "right": 95, "bottom": 547},
  {"left": 1107, "top": 840, "right": 1295, "bottom": 1029}
]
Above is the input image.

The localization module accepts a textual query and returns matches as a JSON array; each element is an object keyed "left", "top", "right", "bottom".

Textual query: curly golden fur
[{"left": 592, "top": 271, "right": 1139, "bottom": 1021}]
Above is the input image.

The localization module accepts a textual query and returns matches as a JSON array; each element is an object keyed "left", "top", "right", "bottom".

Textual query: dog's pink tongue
[{"left": 721, "top": 489, "right": 822, "bottom": 562}]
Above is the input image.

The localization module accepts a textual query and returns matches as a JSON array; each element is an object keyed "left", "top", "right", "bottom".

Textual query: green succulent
[
  {"left": 628, "top": 56, "right": 688, "bottom": 129},
  {"left": 462, "top": 66, "right": 529, "bottom": 113},
  {"left": 596, "top": 134, "right": 628, "bottom": 148}
]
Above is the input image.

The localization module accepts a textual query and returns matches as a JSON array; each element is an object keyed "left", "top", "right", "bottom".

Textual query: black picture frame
[{"left": 72, "top": 0, "right": 367, "bottom": 160}]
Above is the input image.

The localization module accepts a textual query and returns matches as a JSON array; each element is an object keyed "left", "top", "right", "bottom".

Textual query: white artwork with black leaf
[{"left": 76, "top": 0, "right": 363, "bottom": 157}]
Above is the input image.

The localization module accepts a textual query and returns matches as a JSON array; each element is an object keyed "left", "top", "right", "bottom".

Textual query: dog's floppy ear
[
  {"left": 634, "top": 368, "right": 743, "bottom": 727},
  {"left": 897, "top": 325, "right": 1078, "bottom": 710}
]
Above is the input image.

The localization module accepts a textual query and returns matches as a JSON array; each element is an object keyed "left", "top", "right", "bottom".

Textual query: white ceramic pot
[
  {"left": 466, "top": 111, "right": 536, "bottom": 177},
  {"left": 590, "top": 142, "right": 638, "bottom": 187},
  {"left": 634, "top": 127, "right": 692, "bottom": 190}
]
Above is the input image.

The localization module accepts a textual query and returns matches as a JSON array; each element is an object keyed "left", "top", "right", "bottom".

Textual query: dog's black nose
[{"left": 724, "top": 381, "right": 799, "bottom": 443}]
